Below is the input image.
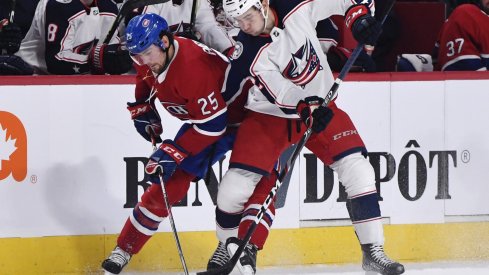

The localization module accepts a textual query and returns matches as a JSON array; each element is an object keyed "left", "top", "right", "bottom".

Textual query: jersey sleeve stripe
[
  {"left": 189, "top": 107, "right": 228, "bottom": 124},
  {"left": 283, "top": 0, "right": 314, "bottom": 24},
  {"left": 193, "top": 125, "right": 226, "bottom": 136}
]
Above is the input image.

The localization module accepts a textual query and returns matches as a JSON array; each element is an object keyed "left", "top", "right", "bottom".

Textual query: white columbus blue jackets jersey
[
  {"left": 224, "top": 0, "right": 375, "bottom": 118},
  {"left": 16, "top": 0, "right": 119, "bottom": 74},
  {"left": 143, "top": 0, "right": 234, "bottom": 53}
]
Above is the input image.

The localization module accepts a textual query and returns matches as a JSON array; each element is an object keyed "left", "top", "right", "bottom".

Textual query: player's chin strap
[
  {"left": 260, "top": 0, "right": 270, "bottom": 33},
  {"left": 156, "top": 33, "right": 175, "bottom": 75},
  {"left": 195, "top": 1, "right": 396, "bottom": 275}
]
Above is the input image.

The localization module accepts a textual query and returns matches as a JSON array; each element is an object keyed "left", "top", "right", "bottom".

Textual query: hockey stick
[
  {"left": 196, "top": 1, "right": 396, "bottom": 274},
  {"left": 151, "top": 137, "right": 189, "bottom": 275},
  {"left": 9, "top": 0, "right": 16, "bottom": 23},
  {"left": 189, "top": 0, "right": 198, "bottom": 32},
  {"left": 1, "top": 0, "right": 16, "bottom": 55},
  {"left": 102, "top": 0, "right": 171, "bottom": 44}
]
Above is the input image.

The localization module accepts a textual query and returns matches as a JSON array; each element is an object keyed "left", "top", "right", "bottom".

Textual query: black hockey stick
[
  {"left": 9, "top": 0, "right": 16, "bottom": 23},
  {"left": 196, "top": 1, "right": 396, "bottom": 274},
  {"left": 1, "top": 0, "right": 16, "bottom": 55},
  {"left": 189, "top": 0, "right": 198, "bottom": 32},
  {"left": 151, "top": 137, "right": 189, "bottom": 275},
  {"left": 103, "top": 0, "right": 171, "bottom": 44}
]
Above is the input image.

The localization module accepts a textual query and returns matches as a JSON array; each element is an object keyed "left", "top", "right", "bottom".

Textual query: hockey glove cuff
[
  {"left": 145, "top": 140, "right": 189, "bottom": 180},
  {"left": 327, "top": 46, "right": 376, "bottom": 72},
  {"left": 127, "top": 100, "right": 163, "bottom": 143},
  {"left": 0, "top": 55, "right": 34, "bottom": 75},
  {"left": 345, "top": 4, "right": 382, "bottom": 46},
  {"left": 297, "top": 96, "right": 334, "bottom": 133},
  {"left": 89, "top": 44, "right": 133, "bottom": 75}
]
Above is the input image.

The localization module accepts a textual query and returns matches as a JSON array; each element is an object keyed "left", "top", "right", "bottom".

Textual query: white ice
[{"left": 121, "top": 260, "right": 489, "bottom": 275}]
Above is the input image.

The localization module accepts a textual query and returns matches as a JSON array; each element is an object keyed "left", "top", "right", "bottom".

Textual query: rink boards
[{"left": 1, "top": 72, "right": 489, "bottom": 274}]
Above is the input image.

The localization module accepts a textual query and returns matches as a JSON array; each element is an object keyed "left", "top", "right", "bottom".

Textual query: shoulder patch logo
[
  {"left": 229, "top": 41, "right": 243, "bottom": 60},
  {"left": 0, "top": 111, "right": 28, "bottom": 182},
  {"left": 282, "top": 39, "right": 323, "bottom": 87}
]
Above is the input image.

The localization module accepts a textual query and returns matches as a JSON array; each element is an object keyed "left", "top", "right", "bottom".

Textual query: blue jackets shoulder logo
[{"left": 282, "top": 39, "right": 322, "bottom": 86}]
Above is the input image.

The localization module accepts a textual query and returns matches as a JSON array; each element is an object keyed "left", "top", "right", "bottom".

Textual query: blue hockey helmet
[{"left": 125, "top": 13, "right": 170, "bottom": 55}]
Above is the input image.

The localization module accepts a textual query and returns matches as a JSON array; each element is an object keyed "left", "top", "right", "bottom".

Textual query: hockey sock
[
  {"left": 347, "top": 191, "right": 384, "bottom": 244},
  {"left": 216, "top": 207, "right": 242, "bottom": 242},
  {"left": 238, "top": 173, "right": 277, "bottom": 249},
  {"left": 117, "top": 203, "right": 162, "bottom": 254},
  {"left": 117, "top": 169, "right": 194, "bottom": 254}
]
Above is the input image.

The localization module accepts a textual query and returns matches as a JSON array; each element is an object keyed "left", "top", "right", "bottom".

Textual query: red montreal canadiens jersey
[
  {"left": 134, "top": 37, "right": 230, "bottom": 154},
  {"left": 436, "top": 4, "right": 489, "bottom": 71}
]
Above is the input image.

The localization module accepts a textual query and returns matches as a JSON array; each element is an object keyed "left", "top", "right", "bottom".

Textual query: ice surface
[{"left": 120, "top": 260, "right": 489, "bottom": 275}]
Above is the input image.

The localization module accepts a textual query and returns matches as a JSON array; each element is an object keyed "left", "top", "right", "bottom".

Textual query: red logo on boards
[{"left": 0, "top": 111, "right": 27, "bottom": 182}]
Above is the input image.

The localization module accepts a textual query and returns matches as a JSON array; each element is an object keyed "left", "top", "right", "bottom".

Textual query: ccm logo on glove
[
  {"left": 345, "top": 5, "right": 369, "bottom": 28},
  {"left": 161, "top": 143, "right": 187, "bottom": 164},
  {"left": 129, "top": 104, "right": 150, "bottom": 118}
]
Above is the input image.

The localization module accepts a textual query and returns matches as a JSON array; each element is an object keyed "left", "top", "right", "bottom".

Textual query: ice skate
[
  {"left": 207, "top": 241, "right": 230, "bottom": 270},
  {"left": 226, "top": 237, "right": 258, "bottom": 275},
  {"left": 101, "top": 246, "right": 131, "bottom": 274},
  {"left": 362, "top": 243, "right": 405, "bottom": 275}
]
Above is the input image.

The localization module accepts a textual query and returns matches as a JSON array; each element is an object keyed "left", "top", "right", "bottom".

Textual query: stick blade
[
  {"left": 196, "top": 264, "right": 234, "bottom": 275},
  {"left": 196, "top": 252, "right": 241, "bottom": 275}
]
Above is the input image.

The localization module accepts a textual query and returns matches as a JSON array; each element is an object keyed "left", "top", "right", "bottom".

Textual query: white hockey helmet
[{"left": 223, "top": 0, "right": 263, "bottom": 18}]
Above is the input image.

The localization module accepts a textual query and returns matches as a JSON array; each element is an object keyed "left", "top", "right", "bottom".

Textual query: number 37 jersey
[
  {"left": 436, "top": 4, "right": 489, "bottom": 71},
  {"left": 134, "top": 37, "right": 230, "bottom": 155}
]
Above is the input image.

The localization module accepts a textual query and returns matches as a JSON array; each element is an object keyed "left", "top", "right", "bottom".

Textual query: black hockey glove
[
  {"left": 145, "top": 139, "right": 188, "bottom": 182},
  {"left": 327, "top": 46, "right": 376, "bottom": 72},
  {"left": 0, "top": 55, "right": 33, "bottom": 75},
  {"left": 127, "top": 100, "right": 163, "bottom": 143},
  {"left": 89, "top": 44, "right": 133, "bottom": 75},
  {"left": 345, "top": 5, "right": 382, "bottom": 46},
  {"left": 296, "top": 96, "right": 334, "bottom": 133},
  {"left": 0, "top": 20, "right": 22, "bottom": 54}
]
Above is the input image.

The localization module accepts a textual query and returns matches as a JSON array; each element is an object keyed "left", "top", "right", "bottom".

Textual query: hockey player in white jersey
[
  {"left": 16, "top": 0, "right": 132, "bottom": 74},
  {"left": 140, "top": 0, "right": 234, "bottom": 53},
  {"left": 206, "top": 0, "right": 405, "bottom": 275}
]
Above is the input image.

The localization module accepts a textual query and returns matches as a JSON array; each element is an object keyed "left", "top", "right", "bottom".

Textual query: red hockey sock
[
  {"left": 117, "top": 217, "right": 152, "bottom": 254},
  {"left": 237, "top": 173, "right": 277, "bottom": 250}
]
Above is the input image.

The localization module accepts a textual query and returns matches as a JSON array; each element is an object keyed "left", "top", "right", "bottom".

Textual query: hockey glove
[
  {"left": 89, "top": 44, "right": 133, "bottom": 75},
  {"left": 345, "top": 5, "right": 382, "bottom": 46},
  {"left": 327, "top": 46, "right": 376, "bottom": 72},
  {"left": 0, "top": 20, "right": 22, "bottom": 54},
  {"left": 296, "top": 96, "right": 334, "bottom": 133},
  {"left": 145, "top": 140, "right": 189, "bottom": 182},
  {"left": 0, "top": 55, "right": 33, "bottom": 75},
  {"left": 127, "top": 100, "right": 163, "bottom": 143}
]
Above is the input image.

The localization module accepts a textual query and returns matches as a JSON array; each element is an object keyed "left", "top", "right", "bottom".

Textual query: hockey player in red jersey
[
  {"left": 101, "top": 12, "right": 232, "bottom": 274},
  {"left": 435, "top": 0, "right": 489, "bottom": 71},
  {"left": 205, "top": 1, "right": 405, "bottom": 275}
]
